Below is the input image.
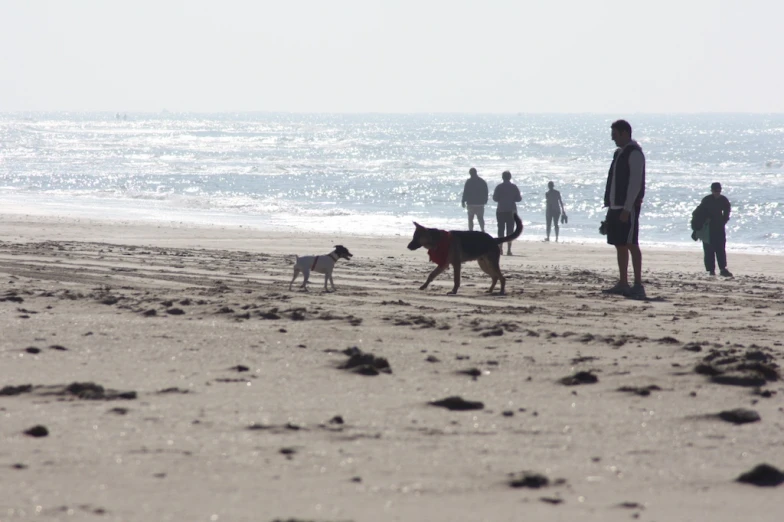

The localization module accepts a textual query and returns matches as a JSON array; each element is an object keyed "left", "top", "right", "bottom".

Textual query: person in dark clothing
[
  {"left": 601, "top": 119, "right": 646, "bottom": 299},
  {"left": 493, "top": 170, "right": 522, "bottom": 255},
  {"left": 699, "top": 182, "right": 733, "bottom": 277},
  {"left": 461, "top": 167, "right": 489, "bottom": 232}
]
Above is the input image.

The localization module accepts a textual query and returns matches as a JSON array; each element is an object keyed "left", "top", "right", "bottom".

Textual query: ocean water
[{"left": 1, "top": 113, "right": 783, "bottom": 253}]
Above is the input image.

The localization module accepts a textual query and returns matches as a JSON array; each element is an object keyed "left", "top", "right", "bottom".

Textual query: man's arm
[
  {"left": 558, "top": 192, "right": 566, "bottom": 213},
  {"left": 515, "top": 186, "right": 522, "bottom": 202},
  {"left": 461, "top": 181, "right": 468, "bottom": 207},
  {"left": 724, "top": 196, "right": 731, "bottom": 223},
  {"left": 623, "top": 150, "right": 644, "bottom": 212}
]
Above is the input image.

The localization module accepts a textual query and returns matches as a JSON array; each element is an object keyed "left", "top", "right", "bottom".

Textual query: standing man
[
  {"left": 602, "top": 120, "right": 646, "bottom": 299},
  {"left": 545, "top": 181, "right": 566, "bottom": 242},
  {"left": 699, "top": 182, "right": 733, "bottom": 277},
  {"left": 461, "top": 167, "right": 489, "bottom": 232},
  {"left": 493, "top": 170, "right": 522, "bottom": 255}
]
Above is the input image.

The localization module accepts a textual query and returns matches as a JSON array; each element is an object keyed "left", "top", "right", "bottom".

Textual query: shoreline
[
  {"left": 1, "top": 212, "right": 782, "bottom": 274},
  {"left": 1, "top": 200, "right": 782, "bottom": 256}
]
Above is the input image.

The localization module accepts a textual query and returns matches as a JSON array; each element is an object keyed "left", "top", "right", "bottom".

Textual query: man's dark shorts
[{"left": 606, "top": 206, "right": 640, "bottom": 246}]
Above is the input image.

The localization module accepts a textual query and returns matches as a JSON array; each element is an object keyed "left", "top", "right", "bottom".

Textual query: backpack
[{"left": 691, "top": 203, "right": 708, "bottom": 232}]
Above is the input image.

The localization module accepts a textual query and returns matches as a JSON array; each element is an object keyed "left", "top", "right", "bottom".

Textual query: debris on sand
[
  {"left": 338, "top": 347, "right": 391, "bottom": 376},
  {"left": 695, "top": 347, "right": 779, "bottom": 387},
  {"left": 1, "top": 382, "right": 136, "bottom": 400},
  {"left": 617, "top": 385, "right": 662, "bottom": 396},
  {"left": 508, "top": 472, "right": 549, "bottom": 488},
  {"left": 429, "top": 396, "right": 484, "bottom": 411},
  {"left": 736, "top": 464, "right": 784, "bottom": 487},
  {"left": 24, "top": 425, "right": 49, "bottom": 437},
  {"left": 560, "top": 371, "right": 598, "bottom": 385},
  {"left": 456, "top": 368, "right": 482, "bottom": 379},
  {"left": 0, "top": 384, "right": 33, "bottom": 396},
  {"left": 717, "top": 408, "right": 761, "bottom": 425}
]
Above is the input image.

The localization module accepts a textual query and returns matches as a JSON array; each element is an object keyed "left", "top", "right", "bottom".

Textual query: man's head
[
  {"left": 469, "top": 167, "right": 477, "bottom": 178},
  {"left": 611, "top": 119, "right": 633, "bottom": 147},
  {"left": 711, "top": 182, "right": 722, "bottom": 198},
  {"left": 548, "top": 181, "right": 554, "bottom": 189},
  {"left": 502, "top": 170, "right": 512, "bottom": 182}
]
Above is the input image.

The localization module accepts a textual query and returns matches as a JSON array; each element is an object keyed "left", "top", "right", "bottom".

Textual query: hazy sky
[{"left": 2, "top": 0, "right": 782, "bottom": 113}]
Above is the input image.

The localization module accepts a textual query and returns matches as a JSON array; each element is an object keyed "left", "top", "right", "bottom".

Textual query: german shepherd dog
[{"left": 407, "top": 214, "right": 523, "bottom": 295}]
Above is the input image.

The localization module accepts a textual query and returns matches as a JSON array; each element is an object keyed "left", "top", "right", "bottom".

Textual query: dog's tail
[
  {"left": 286, "top": 255, "right": 299, "bottom": 265},
  {"left": 496, "top": 214, "right": 523, "bottom": 245}
]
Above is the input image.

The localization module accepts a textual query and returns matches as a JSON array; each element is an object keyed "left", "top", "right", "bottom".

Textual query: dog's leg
[
  {"left": 324, "top": 269, "right": 331, "bottom": 291},
  {"left": 289, "top": 268, "right": 300, "bottom": 290},
  {"left": 487, "top": 273, "right": 499, "bottom": 293},
  {"left": 487, "top": 272, "right": 503, "bottom": 293},
  {"left": 328, "top": 270, "right": 336, "bottom": 291},
  {"left": 488, "top": 255, "right": 506, "bottom": 295},
  {"left": 419, "top": 265, "right": 446, "bottom": 290},
  {"left": 301, "top": 268, "right": 310, "bottom": 290},
  {"left": 448, "top": 262, "right": 461, "bottom": 294},
  {"left": 477, "top": 257, "right": 498, "bottom": 293}
]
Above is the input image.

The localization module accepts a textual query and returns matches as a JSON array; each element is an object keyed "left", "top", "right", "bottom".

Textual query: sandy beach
[{"left": 1, "top": 213, "right": 782, "bottom": 522}]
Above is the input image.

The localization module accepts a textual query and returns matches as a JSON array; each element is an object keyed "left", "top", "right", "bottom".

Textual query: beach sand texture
[{"left": 1, "top": 215, "right": 783, "bottom": 522}]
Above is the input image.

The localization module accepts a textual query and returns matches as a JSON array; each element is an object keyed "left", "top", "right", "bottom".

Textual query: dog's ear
[{"left": 413, "top": 221, "right": 422, "bottom": 228}]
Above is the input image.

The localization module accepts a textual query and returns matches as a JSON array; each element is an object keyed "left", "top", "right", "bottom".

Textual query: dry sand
[{"left": 1, "top": 213, "right": 783, "bottom": 522}]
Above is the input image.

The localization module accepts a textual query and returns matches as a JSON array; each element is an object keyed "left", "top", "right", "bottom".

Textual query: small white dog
[{"left": 289, "top": 245, "right": 353, "bottom": 291}]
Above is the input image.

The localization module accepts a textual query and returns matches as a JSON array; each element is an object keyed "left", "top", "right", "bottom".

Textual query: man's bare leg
[
  {"left": 629, "top": 244, "right": 642, "bottom": 285},
  {"left": 616, "top": 245, "right": 630, "bottom": 286}
]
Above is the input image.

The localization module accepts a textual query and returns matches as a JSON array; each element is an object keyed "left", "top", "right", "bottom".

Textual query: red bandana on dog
[{"left": 427, "top": 232, "right": 451, "bottom": 268}]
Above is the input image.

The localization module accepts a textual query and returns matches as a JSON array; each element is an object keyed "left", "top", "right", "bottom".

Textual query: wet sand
[{"left": 1, "top": 214, "right": 783, "bottom": 522}]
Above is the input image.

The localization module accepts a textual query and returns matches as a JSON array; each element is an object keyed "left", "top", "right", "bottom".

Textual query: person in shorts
[
  {"left": 602, "top": 120, "right": 646, "bottom": 299},
  {"left": 461, "top": 167, "right": 489, "bottom": 232}
]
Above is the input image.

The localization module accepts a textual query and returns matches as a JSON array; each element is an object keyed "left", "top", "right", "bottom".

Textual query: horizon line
[{"left": 2, "top": 110, "right": 784, "bottom": 116}]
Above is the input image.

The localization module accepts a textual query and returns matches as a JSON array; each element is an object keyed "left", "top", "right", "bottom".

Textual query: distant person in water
[
  {"left": 493, "top": 170, "right": 522, "bottom": 255},
  {"left": 697, "top": 182, "right": 733, "bottom": 277},
  {"left": 461, "top": 167, "right": 488, "bottom": 232},
  {"left": 544, "top": 181, "right": 566, "bottom": 242}
]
